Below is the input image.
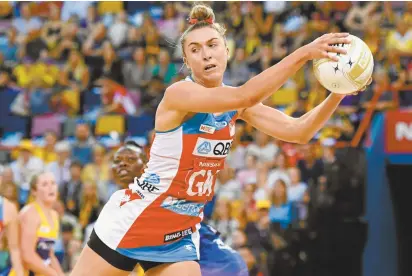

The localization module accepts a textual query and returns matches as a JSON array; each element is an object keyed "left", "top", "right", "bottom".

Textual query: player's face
[
  {"left": 34, "top": 172, "right": 58, "bottom": 205},
  {"left": 112, "top": 149, "right": 144, "bottom": 187},
  {"left": 184, "top": 27, "right": 229, "bottom": 86}
]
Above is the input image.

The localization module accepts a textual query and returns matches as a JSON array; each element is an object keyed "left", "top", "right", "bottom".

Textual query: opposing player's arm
[
  {"left": 49, "top": 248, "right": 64, "bottom": 276},
  {"left": 239, "top": 93, "right": 345, "bottom": 144},
  {"left": 163, "top": 34, "right": 349, "bottom": 113},
  {"left": 20, "top": 207, "right": 58, "bottom": 276},
  {"left": 4, "top": 199, "right": 25, "bottom": 276},
  {"left": 49, "top": 210, "right": 64, "bottom": 275}
]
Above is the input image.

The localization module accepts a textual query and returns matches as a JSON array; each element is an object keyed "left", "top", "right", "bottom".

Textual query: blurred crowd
[{"left": 0, "top": 1, "right": 411, "bottom": 276}]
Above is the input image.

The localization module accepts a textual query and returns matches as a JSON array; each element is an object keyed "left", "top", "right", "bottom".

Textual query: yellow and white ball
[{"left": 313, "top": 34, "right": 374, "bottom": 94}]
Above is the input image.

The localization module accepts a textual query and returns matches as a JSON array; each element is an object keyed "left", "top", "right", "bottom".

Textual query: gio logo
[{"left": 197, "top": 141, "right": 211, "bottom": 154}]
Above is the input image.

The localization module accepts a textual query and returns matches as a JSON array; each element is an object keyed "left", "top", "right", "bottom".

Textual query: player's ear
[{"left": 183, "top": 56, "right": 190, "bottom": 70}]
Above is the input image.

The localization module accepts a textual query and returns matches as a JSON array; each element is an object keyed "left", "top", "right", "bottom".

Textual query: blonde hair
[
  {"left": 179, "top": 4, "right": 226, "bottom": 56},
  {"left": 30, "top": 172, "right": 44, "bottom": 192}
]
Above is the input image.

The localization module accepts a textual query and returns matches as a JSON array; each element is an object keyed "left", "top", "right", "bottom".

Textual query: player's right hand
[{"left": 303, "top": 33, "right": 352, "bottom": 62}]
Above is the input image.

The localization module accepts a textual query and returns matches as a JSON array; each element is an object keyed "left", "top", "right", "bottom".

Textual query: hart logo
[
  {"left": 385, "top": 111, "right": 412, "bottom": 153},
  {"left": 199, "top": 124, "right": 216, "bottom": 134}
]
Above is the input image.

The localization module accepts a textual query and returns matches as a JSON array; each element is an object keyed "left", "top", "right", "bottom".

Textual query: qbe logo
[
  {"left": 197, "top": 141, "right": 212, "bottom": 155},
  {"left": 193, "top": 138, "right": 233, "bottom": 158},
  {"left": 144, "top": 173, "right": 160, "bottom": 185}
]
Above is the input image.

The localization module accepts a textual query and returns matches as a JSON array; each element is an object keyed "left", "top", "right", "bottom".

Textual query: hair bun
[{"left": 189, "top": 4, "right": 215, "bottom": 23}]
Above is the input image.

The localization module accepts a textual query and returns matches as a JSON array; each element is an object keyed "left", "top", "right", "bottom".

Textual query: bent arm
[
  {"left": 4, "top": 200, "right": 25, "bottom": 276},
  {"left": 49, "top": 249, "right": 64, "bottom": 276},
  {"left": 240, "top": 93, "right": 345, "bottom": 144},
  {"left": 163, "top": 48, "right": 310, "bottom": 113},
  {"left": 20, "top": 209, "right": 58, "bottom": 276}
]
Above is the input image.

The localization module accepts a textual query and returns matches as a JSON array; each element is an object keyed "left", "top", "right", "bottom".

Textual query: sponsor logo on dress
[
  {"left": 194, "top": 159, "right": 225, "bottom": 170},
  {"left": 197, "top": 141, "right": 212, "bottom": 155},
  {"left": 199, "top": 124, "right": 216, "bottom": 134},
  {"left": 164, "top": 227, "right": 193, "bottom": 242},
  {"left": 144, "top": 173, "right": 160, "bottom": 185},
  {"left": 136, "top": 179, "right": 160, "bottom": 193},
  {"left": 161, "top": 196, "right": 203, "bottom": 217},
  {"left": 119, "top": 175, "right": 160, "bottom": 207},
  {"left": 37, "top": 239, "right": 54, "bottom": 251},
  {"left": 39, "top": 226, "right": 51, "bottom": 233},
  {"left": 193, "top": 138, "right": 233, "bottom": 158}
]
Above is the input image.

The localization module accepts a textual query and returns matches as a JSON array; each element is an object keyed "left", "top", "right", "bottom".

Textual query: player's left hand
[
  {"left": 348, "top": 78, "right": 372, "bottom": 95},
  {"left": 350, "top": 77, "right": 373, "bottom": 95}
]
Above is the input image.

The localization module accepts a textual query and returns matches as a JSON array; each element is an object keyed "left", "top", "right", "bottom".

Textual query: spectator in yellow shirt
[{"left": 386, "top": 18, "right": 412, "bottom": 56}]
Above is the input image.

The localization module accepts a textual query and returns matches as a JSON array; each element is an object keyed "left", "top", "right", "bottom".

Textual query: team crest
[{"left": 119, "top": 189, "right": 142, "bottom": 207}]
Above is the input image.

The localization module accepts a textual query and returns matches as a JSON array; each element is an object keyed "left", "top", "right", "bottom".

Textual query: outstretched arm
[
  {"left": 239, "top": 93, "right": 346, "bottom": 144},
  {"left": 163, "top": 33, "right": 350, "bottom": 114},
  {"left": 49, "top": 248, "right": 64, "bottom": 276}
]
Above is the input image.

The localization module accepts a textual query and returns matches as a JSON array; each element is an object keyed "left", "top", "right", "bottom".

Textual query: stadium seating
[
  {"left": 0, "top": 88, "right": 19, "bottom": 121},
  {"left": 2, "top": 115, "right": 30, "bottom": 137},
  {"left": 83, "top": 88, "right": 102, "bottom": 112},
  {"left": 126, "top": 113, "right": 154, "bottom": 137},
  {"left": 31, "top": 114, "right": 61, "bottom": 137},
  {"left": 63, "top": 117, "right": 81, "bottom": 138},
  {"left": 95, "top": 114, "right": 125, "bottom": 136}
]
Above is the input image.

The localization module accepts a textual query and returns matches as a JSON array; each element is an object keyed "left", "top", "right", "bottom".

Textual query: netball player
[
  {"left": 110, "top": 141, "right": 248, "bottom": 275},
  {"left": 0, "top": 195, "right": 24, "bottom": 276},
  {"left": 9, "top": 172, "right": 64, "bottom": 276},
  {"left": 72, "top": 4, "right": 370, "bottom": 276}
]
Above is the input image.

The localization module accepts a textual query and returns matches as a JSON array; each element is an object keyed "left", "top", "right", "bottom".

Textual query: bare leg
[
  {"left": 144, "top": 261, "right": 201, "bottom": 276},
  {"left": 70, "top": 245, "right": 132, "bottom": 276}
]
